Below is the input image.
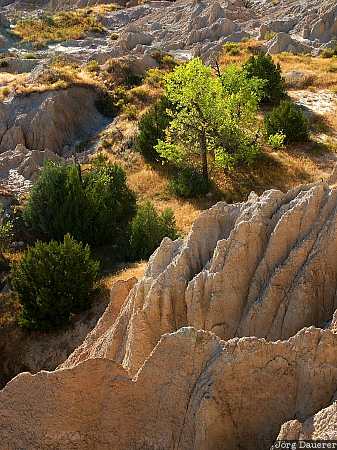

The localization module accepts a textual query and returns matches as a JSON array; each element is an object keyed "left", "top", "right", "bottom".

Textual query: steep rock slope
[
  {"left": 0, "top": 86, "right": 106, "bottom": 155},
  {"left": 62, "top": 182, "right": 337, "bottom": 375},
  {"left": 1, "top": 327, "right": 337, "bottom": 450},
  {"left": 2, "top": 182, "right": 337, "bottom": 449}
]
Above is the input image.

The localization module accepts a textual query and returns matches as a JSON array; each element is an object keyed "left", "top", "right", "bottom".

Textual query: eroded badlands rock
[
  {"left": 61, "top": 182, "right": 337, "bottom": 376},
  {"left": 2, "top": 327, "right": 337, "bottom": 450},
  {"left": 277, "top": 399, "right": 337, "bottom": 441},
  {"left": 0, "top": 86, "right": 106, "bottom": 155},
  {"left": 2, "top": 182, "right": 337, "bottom": 449}
]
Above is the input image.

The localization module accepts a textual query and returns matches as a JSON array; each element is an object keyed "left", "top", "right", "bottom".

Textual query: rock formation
[
  {"left": 61, "top": 182, "right": 337, "bottom": 374},
  {"left": 2, "top": 182, "right": 337, "bottom": 449},
  {"left": 277, "top": 399, "right": 337, "bottom": 441},
  {"left": 2, "top": 0, "right": 337, "bottom": 63},
  {"left": 0, "top": 86, "right": 106, "bottom": 155}
]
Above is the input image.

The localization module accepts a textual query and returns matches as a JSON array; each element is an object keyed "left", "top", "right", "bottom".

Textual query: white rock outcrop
[{"left": 0, "top": 86, "right": 106, "bottom": 155}]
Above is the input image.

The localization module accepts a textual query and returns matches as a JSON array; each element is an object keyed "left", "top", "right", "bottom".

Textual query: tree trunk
[{"left": 199, "top": 130, "right": 209, "bottom": 182}]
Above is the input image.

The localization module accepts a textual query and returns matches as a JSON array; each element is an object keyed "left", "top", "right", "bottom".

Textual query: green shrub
[
  {"left": 23, "top": 159, "right": 137, "bottom": 248},
  {"left": 11, "top": 234, "right": 99, "bottom": 330},
  {"left": 264, "top": 100, "right": 309, "bottom": 143},
  {"left": 136, "top": 96, "right": 172, "bottom": 162},
  {"left": 0, "top": 58, "right": 9, "bottom": 68},
  {"left": 123, "top": 103, "right": 138, "bottom": 120},
  {"left": 144, "top": 68, "right": 165, "bottom": 87},
  {"left": 0, "top": 220, "right": 14, "bottom": 254},
  {"left": 24, "top": 162, "right": 87, "bottom": 241},
  {"left": 267, "top": 132, "right": 286, "bottom": 149},
  {"left": 243, "top": 54, "right": 285, "bottom": 104},
  {"left": 130, "top": 202, "right": 178, "bottom": 260},
  {"left": 84, "top": 157, "right": 137, "bottom": 247},
  {"left": 223, "top": 42, "right": 241, "bottom": 56},
  {"left": 169, "top": 167, "right": 211, "bottom": 198},
  {"left": 321, "top": 46, "right": 337, "bottom": 58}
]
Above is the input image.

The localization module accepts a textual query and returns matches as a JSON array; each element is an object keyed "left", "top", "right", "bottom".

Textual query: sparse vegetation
[
  {"left": 13, "top": 9, "right": 106, "bottom": 44},
  {"left": 267, "top": 132, "right": 286, "bottom": 149},
  {"left": 321, "top": 45, "right": 337, "bottom": 59},
  {"left": 0, "top": 220, "right": 14, "bottom": 256},
  {"left": 243, "top": 53, "right": 286, "bottom": 103}
]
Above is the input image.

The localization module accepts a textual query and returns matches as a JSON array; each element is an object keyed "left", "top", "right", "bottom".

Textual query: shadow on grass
[{"left": 214, "top": 149, "right": 314, "bottom": 204}]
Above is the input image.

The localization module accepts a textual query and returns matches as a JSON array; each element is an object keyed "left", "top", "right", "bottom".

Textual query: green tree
[
  {"left": 155, "top": 58, "right": 264, "bottom": 176},
  {"left": 11, "top": 234, "right": 99, "bottom": 330},
  {"left": 130, "top": 201, "right": 179, "bottom": 260},
  {"left": 84, "top": 157, "right": 137, "bottom": 246},
  {"left": 136, "top": 96, "right": 172, "bottom": 162},
  {"left": 23, "top": 159, "right": 137, "bottom": 248},
  {"left": 243, "top": 53, "right": 285, "bottom": 104},
  {"left": 23, "top": 162, "right": 86, "bottom": 241}
]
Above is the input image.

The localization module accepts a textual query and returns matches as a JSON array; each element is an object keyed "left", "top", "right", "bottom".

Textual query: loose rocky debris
[
  {"left": 2, "top": 181, "right": 337, "bottom": 449},
  {"left": 290, "top": 90, "right": 337, "bottom": 115},
  {"left": 2, "top": 0, "right": 337, "bottom": 65},
  {"left": 0, "top": 144, "right": 61, "bottom": 194}
]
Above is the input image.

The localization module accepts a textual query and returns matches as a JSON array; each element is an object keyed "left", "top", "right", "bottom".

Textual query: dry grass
[
  {"left": 0, "top": 292, "right": 21, "bottom": 327},
  {"left": 13, "top": 7, "right": 111, "bottom": 44},
  {"left": 100, "top": 262, "right": 146, "bottom": 289},
  {"left": 0, "top": 59, "right": 107, "bottom": 98},
  {"left": 218, "top": 41, "right": 337, "bottom": 91},
  {"left": 128, "top": 167, "right": 206, "bottom": 232},
  {"left": 215, "top": 145, "right": 332, "bottom": 203}
]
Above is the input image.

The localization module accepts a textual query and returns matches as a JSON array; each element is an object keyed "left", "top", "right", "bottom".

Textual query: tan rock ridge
[
  {"left": 2, "top": 182, "right": 337, "bottom": 449},
  {"left": 61, "top": 182, "right": 337, "bottom": 376},
  {"left": 277, "top": 399, "right": 337, "bottom": 441},
  {"left": 2, "top": 327, "right": 337, "bottom": 449}
]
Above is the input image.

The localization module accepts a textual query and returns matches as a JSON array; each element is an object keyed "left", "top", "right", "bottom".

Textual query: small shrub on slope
[
  {"left": 136, "top": 96, "right": 172, "bottom": 162},
  {"left": 11, "top": 234, "right": 99, "bottom": 330},
  {"left": 169, "top": 167, "right": 211, "bottom": 198},
  {"left": 130, "top": 201, "right": 179, "bottom": 260},
  {"left": 243, "top": 54, "right": 286, "bottom": 104},
  {"left": 264, "top": 100, "right": 309, "bottom": 143}
]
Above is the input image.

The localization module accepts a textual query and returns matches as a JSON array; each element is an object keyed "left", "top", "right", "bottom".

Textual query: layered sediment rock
[
  {"left": 62, "top": 182, "right": 337, "bottom": 375},
  {"left": 0, "top": 86, "right": 106, "bottom": 155},
  {"left": 2, "top": 327, "right": 337, "bottom": 450},
  {"left": 2, "top": 182, "right": 337, "bottom": 449}
]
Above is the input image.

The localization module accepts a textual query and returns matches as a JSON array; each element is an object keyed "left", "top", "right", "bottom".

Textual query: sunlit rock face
[{"left": 2, "top": 181, "right": 337, "bottom": 449}]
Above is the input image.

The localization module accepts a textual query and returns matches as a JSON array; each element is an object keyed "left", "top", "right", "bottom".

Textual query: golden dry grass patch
[
  {"left": 128, "top": 167, "right": 168, "bottom": 198},
  {"left": 218, "top": 42, "right": 337, "bottom": 91},
  {"left": 100, "top": 262, "right": 146, "bottom": 289},
  {"left": 13, "top": 8, "right": 107, "bottom": 44}
]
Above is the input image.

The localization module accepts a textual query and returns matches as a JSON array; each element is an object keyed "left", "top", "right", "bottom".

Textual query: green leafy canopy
[{"left": 155, "top": 58, "right": 265, "bottom": 172}]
